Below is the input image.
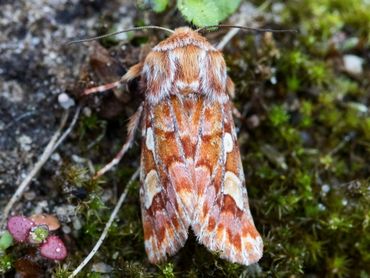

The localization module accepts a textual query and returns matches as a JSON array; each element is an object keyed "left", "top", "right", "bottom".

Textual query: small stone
[
  {"left": 247, "top": 115, "right": 260, "bottom": 129},
  {"left": 72, "top": 218, "right": 82, "bottom": 230},
  {"left": 343, "top": 54, "right": 363, "bottom": 75},
  {"left": 33, "top": 201, "right": 48, "bottom": 215},
  {"left": 112, "top": 251, "right": 119, "bottom": 260},
  {"left": 347, "top": 102, "right": 368, "bottom": 113},
  {"left": 17, "top": 135, "right": 32, "bottom": 152},
  {"left": 55, "top": 205, "right": 76, "bottom": 222},
  {"left": 3, "top": 81, "right": 24, "bottom": 103},
  {"left": 272, "top": 3, "right": 284, "bottom": 14},
  {"left": 62, "top": 225, "right": 71, "bottom": 234},
  {"left": 24, "top": 191, "right": 36, "bottom": 201},
  {"left": 83, "top": 107, "right": 92, "bottom": 117},
  {"left": 58, "top": 93, "right": 75, "bottom": 109},
  {"left": 92, "top": 262, "right": 113, "bottom": 273},
  {"left": 71, "top": 154, "right": 86, "bottom": 164},
  {"left": 101, "top": 189, "right": 113, "bottom": 202},
  {"left": 321, "top": 184, "right": 330, "bottom": 194},
  {"left": 51, "top": 153, "right": 61, "bottom": 162},
  {"left": 318, "top": 203, "right": 326, "bottom": 211}
]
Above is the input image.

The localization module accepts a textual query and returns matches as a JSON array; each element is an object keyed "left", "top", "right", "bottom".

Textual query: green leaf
[
  {"left": 213, "top": 0, "right": 241, "bottom": 17},
  {"left": 177, "top": 0, "right": 241, "bottom": 27},
  {"left": 0, "top": 231, "right": 13, "bottom": 251},
  {"left": 151, "top": 0, "right": 169, "bottom": 12}
]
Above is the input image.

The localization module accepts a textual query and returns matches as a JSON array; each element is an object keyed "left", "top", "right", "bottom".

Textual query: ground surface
[{"left": 0, "top": 0, "right": 369, "bottom": 277}]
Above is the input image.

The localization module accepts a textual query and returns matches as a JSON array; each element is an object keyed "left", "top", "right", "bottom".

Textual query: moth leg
[
  {"left": 231, "top": 103, "right": 243, "bottom": 120},
  {"left": 83, "top": 63, "right": 143, "bottom": 96},
  {"left": 93, "top": 104, "right": 143, "bottom": 179},
  {"left": 226, "top": 76, "right": 235, "bottom": 99},
  {"left": 227, "top": 77, "right": 245, "bottom": 120}
]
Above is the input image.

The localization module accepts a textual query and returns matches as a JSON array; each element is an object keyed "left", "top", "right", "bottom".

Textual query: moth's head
[
  {"left": 153, "top": 26, "right": 214, "bottom": 51},
  {"left": 171, "top": 27, "right": 202, "bottom": 38},
  {"left": 173, "top": 26, "right": 197, "bottom": 34}
]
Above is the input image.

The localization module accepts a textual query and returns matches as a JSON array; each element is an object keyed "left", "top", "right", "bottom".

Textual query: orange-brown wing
[
  {"left": 192, "top": 100, "right": 263, "bottom": 265},
  {"left": 140, "top": 98, "right": 196, "bottom": 263}
]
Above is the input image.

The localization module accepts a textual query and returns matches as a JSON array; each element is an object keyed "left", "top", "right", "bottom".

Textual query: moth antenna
[
  {"left": 66, "top": 25, "right": 175, "bottom": 45},
  {"left": 196, "top": 24, "right": 297, "bottom": 34}
]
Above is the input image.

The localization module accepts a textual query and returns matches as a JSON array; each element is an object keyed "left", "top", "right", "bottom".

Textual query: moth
[{"left": 83, "top": 26, "right": 263, "bottom": 265}]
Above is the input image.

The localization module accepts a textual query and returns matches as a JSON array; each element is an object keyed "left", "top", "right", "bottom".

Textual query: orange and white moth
[{"left": 84, "top": 27, "right": 263, "bottom": 265}]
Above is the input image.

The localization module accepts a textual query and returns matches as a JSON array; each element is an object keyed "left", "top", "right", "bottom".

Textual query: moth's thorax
[{"left": 142, "top": 27, "right": 228, "bottom": 104}]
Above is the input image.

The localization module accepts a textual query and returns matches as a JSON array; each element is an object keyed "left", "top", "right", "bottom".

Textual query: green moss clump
[
  {"left": 30, "top": 1, "right": 370, "bottom": 277},
  {"left": 0, "top": 254, "right": 13, "bottom": 274}
]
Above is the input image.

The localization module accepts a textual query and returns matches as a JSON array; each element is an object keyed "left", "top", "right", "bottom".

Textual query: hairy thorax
[{"left": 142, "top": 27, "right": 228, "bottom": 104}]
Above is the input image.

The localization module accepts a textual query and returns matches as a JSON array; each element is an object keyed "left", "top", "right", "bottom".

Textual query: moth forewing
[{"left": 138, "top": 27, "right": 263, "bottom": 265}]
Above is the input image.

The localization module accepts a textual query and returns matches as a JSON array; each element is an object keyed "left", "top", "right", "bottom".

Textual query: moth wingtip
[
  {"left": 245, "top": 234, "right": 264, "bottom": 265},
  {"left": 147, "top": 254, "right": 166, "bottom": 265},
  {"left": 222, "top": 233, "right": 264, "bottom": 266}
]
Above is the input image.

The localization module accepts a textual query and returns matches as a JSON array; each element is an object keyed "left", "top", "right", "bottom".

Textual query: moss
[
  {"left": 0, "top": 254, "right": 13, "bottom": 274},
  {"left": 268, "top": 105, "right": 289, "bottom": 127},
  {"left": 158, "top": 263, "right": 175, "bottom": 278},
  {"left": 53, "top": 265, "right": 72, "bottom": 278},
  {"left": 3, "top": 0, "right": 370, "bottom": 276}
]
